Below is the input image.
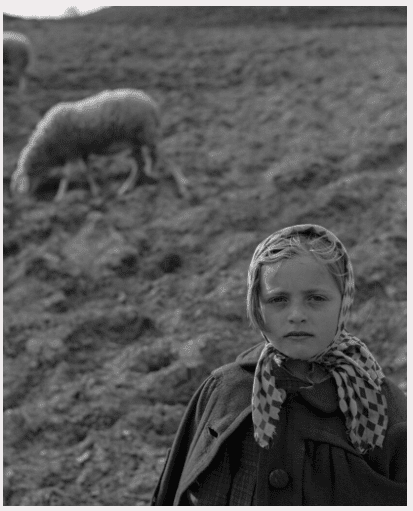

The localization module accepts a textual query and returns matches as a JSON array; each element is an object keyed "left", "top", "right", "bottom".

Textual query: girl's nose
[{"left": 288, "top": 304, "right": 307, "bottom": 323}]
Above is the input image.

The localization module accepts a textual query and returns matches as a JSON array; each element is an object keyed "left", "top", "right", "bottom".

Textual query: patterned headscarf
[{"left": 250, "top": 224, "right": 387, "bottom": 454}]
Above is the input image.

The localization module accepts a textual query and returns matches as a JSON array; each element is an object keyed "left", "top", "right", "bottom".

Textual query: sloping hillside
[{"left": 3, "top": 7, "right": 406, "bottom": 505}]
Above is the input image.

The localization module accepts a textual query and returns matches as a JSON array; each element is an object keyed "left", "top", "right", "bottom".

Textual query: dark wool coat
[{"left": 151, "top": 342, "right": 407, "bottom": 506}]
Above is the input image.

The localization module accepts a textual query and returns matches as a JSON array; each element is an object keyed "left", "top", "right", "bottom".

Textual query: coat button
[{"left": 269, "top": 469, "right": 290, "bottom": 488}]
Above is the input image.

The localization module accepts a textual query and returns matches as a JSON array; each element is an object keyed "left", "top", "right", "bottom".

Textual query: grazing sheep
[
  {"left": 3, "top": 31, "right": 33, "bottom": 92},
  {"left": 10, "top": 89, "right": 189, "bottom": 200}
]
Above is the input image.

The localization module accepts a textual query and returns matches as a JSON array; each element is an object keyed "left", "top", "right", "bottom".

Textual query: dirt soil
[{"left": 3, "top": 7, "right": 406, "bottom": 506}]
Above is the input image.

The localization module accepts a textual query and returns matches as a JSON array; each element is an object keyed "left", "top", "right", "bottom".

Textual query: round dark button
[{"left": 269, "top": 468, "right": 290, "bottom": 488}]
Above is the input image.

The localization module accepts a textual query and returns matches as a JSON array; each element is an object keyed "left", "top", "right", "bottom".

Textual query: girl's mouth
[{"left": 285, "top": 332, "right": 314, "bottom": 338}]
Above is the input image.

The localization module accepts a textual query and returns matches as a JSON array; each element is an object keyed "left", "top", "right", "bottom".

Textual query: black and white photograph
[{"left": 3, "top": 5, "right": 407, "bottom": 506}]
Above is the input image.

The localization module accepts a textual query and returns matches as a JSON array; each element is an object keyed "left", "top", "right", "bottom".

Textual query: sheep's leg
[
  {"left": 82, "top": 159, "right": 100, "bottom": 197},
  {"left": 87, "top": 173, "right": 100, "bottom": 197},
  {"left": 141, "top": 145, "right": 156, "bottom": 179},
  {"left": 145, "top": 145, "right": 189, "bottom": 198},
  {"left": 117, "top": 157, "right": 139, "bottom": 196},
  {"left": 54, "top": 165, "right": 71, "bottom": 202},
  {"left": 55, "top": 159, "right": 98, "bottom": 201},
  {"left": 168, "top": 164, "right": 190, "bottom": 198}
]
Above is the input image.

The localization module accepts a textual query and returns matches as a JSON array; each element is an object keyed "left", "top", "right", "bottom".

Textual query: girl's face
[{"left": 259, "top": 254, "right": 342, "bottom": 360}]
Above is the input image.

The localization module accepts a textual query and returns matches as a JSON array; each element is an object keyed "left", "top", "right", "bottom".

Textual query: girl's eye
[
  {"left": 268, "top": 296, "right": 287, "bottom": 304},
  {"left": 309, "top": 295, "right": 326, "bottom": 302}
]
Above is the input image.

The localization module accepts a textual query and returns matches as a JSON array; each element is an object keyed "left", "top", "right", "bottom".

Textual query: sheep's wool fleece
[{"left": 251, "top": 224, "right": 388, "bottom": 454}]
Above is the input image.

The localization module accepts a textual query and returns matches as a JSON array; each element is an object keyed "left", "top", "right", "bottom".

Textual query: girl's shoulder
[
  {"left": 210, "top": 341, "right": 263, "bottom": 382},
  {"left": 191, "top": 349, "right": 260, "bottom": 412},
  {"left": 381, "top": 377, "right": 406, "bottom": 425}
]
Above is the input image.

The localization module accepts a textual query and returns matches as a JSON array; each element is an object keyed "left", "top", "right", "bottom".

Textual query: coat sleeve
[
  {"left": 150, "top": 373, "right": 220, "bottom": 505},
  {"left": 364, "top": 378, "right": 407, "bottom": 483}
]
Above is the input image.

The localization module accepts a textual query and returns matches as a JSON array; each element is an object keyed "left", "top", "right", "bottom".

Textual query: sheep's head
[
  {"left": 10, "top": 165, "right": 49, "bottom": 197},
  {"left": 140, "top": 145, "right": 162, "bottom": 180},
  {"left": 11, "top": 163, "right": 66, "bottom": 200},
  {"left": 10, "top": 169, "right": 30, "bottom": 195}
]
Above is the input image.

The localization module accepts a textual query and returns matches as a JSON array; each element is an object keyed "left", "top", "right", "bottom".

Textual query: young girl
[{"left": 151, "top": 224, "right": 406, "bottom": 506}]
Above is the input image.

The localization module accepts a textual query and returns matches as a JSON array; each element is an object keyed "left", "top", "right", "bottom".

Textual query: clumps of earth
[{"left": 3, "top": 7, "right": 406, "bottom": 506}]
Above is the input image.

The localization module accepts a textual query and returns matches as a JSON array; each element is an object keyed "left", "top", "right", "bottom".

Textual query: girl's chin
[
  {"left": 268, "top": 341, "right": 317, "bottom": 360},
  {"left": 283, "top": 352, "right": 313, "bottom": 360}
]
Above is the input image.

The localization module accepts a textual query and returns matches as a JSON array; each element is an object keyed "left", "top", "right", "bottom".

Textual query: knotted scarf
[{"left": 251, "top": 224, "right": 388, "bottom": 454}]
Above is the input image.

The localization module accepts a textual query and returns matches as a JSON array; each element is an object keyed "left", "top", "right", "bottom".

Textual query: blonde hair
[{"left": 247, "top": 230, "right": 347, "bottom": 332}]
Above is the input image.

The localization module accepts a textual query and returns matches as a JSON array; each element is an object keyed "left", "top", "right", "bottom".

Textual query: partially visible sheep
[
  {"left": 10, "top": 89, "right": 189, "bottom": 200},
  {"left": 3, "top": 31, "right": 33, "bottom": 92}
]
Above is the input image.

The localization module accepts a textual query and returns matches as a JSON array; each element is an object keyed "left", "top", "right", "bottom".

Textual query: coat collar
[{"left": 236, "top": 341, "right": 338, "bottom": 413}]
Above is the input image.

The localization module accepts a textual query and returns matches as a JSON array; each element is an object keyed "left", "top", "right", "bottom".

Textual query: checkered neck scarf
[{"left": 251, "top": 224, "right": 388, "bottom": 454}]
